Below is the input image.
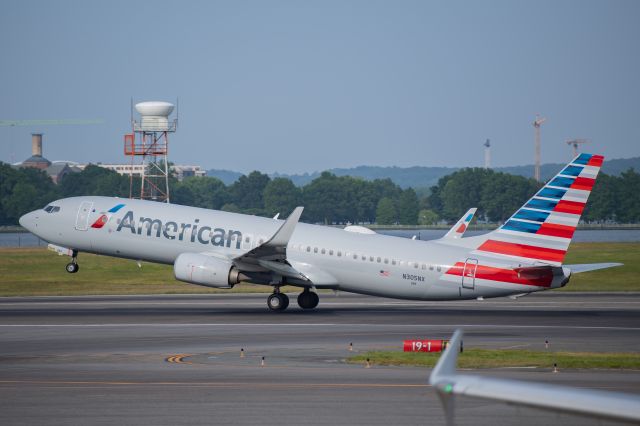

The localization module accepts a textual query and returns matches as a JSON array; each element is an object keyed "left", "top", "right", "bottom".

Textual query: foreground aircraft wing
[
  {"left": 233, "top": 206, "right": 309, "bottom": 282},
  {"left": 429, "top": 330, "right": 640, "bottom": 425},
  {"left": 565, "top": 262, "right": 623, "bottom": 273},
  {"left": 442, "top": 208, "right": 477, "bottom": 240}
]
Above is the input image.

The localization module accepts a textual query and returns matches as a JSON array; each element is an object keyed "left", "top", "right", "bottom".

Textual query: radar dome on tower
[{"left": 134, "top": 101, "right": 176, "bottom": 132}]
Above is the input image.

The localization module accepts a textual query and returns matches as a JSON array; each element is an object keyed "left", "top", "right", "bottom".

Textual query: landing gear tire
[
  {"left": 297, "top": 290, "right": 319, "bottom": 310},
  {"left": 65, "top": 262, "right": 79, "bottom": 274},
  {"left": 267, "top": 293, "right": 289, "bottom": 311}
]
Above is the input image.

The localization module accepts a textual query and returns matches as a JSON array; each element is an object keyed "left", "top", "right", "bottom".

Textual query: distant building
[
  {"left": 94, "top": 163, "right": 206, "bottom": 181},
  {"left": 16, "top": 134, "right": 80, "bottom": 184},
  {"left": 13, "top": 133, "right": 205, "bottom": 183}
]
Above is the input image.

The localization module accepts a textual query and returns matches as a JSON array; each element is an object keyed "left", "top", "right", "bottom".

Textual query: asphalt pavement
[{"left": 0, "top": 292, "right": 638, "bottom": 425}]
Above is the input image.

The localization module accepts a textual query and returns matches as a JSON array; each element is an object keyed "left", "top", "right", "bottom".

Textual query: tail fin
[
  {"left": 442, "top": 208, "right": 477, "bottom": 240},
  {"left": 474, "top": 153, "right": 604, "bottom": 266}
]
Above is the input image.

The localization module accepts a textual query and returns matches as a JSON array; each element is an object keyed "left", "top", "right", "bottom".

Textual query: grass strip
[
  {"left": 348, "top": 349, "right": 640, "bottom": 370},
  {"left": 0, "top": 242, "right": 638, "bottom": 296}
]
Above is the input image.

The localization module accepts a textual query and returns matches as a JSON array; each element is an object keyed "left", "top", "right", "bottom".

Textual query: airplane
[{"left": 19, "top": 153, "right": 621, "bottom": 311}]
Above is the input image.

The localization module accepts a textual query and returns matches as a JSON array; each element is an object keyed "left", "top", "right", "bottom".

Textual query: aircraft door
[
  {"left": 75, "top": 201, "right": 93, "bottom": 231},
  {"left": 461, "top": 258, "right": 478, "bottom": 289}
]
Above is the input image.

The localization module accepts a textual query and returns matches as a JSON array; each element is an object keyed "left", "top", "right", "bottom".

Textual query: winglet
[
  {"left": 429, "top": 329, "right": 463, "bottom": 385},
  {"left": 442, "top": 208, "right": 477, "bottom": 240},
  {"left": 265, "top": 206, "right": 304, "bottom": 247},
  {"left": 429, "top": 329, "right": 463, "bottom": 426}
]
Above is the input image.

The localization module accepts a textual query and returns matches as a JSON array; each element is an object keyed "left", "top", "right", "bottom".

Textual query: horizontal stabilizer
[{"left": 565, "top": 262, "right": 623, "bottom": 274}]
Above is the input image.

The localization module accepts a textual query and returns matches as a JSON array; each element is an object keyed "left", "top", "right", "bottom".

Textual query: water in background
[
  {"left": 1, "top": 229, "right": 639, "bottom": 248},
  {"left": 380, "top": 229, "right": 640, "bottom": 243}
]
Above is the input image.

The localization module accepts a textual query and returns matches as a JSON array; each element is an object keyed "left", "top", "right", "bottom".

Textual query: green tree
[
  {"left": 0, "top": 163, "right": 59, "bottom": 225},
  {"left": 229, "top": 171, "right": 271, "bottom": 210},
  {"left": 481, "top": 173, "right": 540, "bottom": 222},
  {"left": 615, "top": 169, "right": 640, "bottom": 223},
  {"left": 303, "top": 172, "right": 347, "bottom": 224},
  {"left": 397, "top": 188, "right": 420, "bottom": 225},
  {"left": 376, "top": 197, "right": 397, "bottom": 225},
  {"left": 582, "top": 173, "right": 616, "bottom": 222},
  {"left": 59, "top": 165, "right": 129, "bottom": 197},
  {"left": 172, "top": 176, "right": 229, "bottom": 209},
  {"left": 263, "top": 178, "right": 302, "bottom": 217},
  {"left": 418, "top": 209, "right": 439, "bottom": 225}
]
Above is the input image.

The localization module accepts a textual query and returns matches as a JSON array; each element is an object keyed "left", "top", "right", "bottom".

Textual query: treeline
[
  {"left": 424, "top": 167, "right": 640, "bottom": 223},
  {"left": 1, "top": 161, "right": 639, "bottom": 226}
]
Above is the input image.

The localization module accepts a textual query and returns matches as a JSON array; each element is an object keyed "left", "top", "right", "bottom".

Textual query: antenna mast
[{"left": 533, "top": 115, "right": 546, "bottom": 182}]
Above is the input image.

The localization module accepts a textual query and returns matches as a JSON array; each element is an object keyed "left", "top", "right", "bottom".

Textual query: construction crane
[
  {"left": 483, "top": 139, "right": 491, "bottom": 169},
  {"left": 533, "top": 114, "right": 546, "bottom": 182},
  {"left": 0, "top": 119, "right": 104, "bottom": 127},
  {"left": 566, "top": 139, "right": 589, "bottom": 157}
]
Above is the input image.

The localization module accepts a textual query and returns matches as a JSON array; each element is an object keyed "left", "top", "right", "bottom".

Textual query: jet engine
[{"left": 174, "top": 253, "right": 248, "bottom": 289}]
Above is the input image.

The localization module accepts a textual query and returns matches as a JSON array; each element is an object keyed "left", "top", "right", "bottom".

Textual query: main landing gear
[
  {"left": 266, "top": 288, "right": 319, "bottom": 311},
  {"left": 65, "top": 250, "right": 79, "bottom": 274},
  {"left": 297, "top": 288, "right": 319, "bottom": 310},
  {"left": 267, "top": 291, "right": 289, "bottom": 311}
]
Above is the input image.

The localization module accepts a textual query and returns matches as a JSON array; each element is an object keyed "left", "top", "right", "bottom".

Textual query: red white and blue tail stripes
[{"left": 474, "top": 153, "right": 604, "bottom": 266}]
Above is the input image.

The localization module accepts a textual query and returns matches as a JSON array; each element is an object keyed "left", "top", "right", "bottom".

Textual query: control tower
[{"left": 124, "top": 101, "right": 177, "bottom": 202}]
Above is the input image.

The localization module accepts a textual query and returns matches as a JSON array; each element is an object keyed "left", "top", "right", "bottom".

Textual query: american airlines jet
[{"left": 19, "top": 153, "right": 620, "bottom": 311}]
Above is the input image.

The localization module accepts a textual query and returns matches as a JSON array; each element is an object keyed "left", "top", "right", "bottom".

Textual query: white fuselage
[{"left": 20, "top": 196, "right": 568, "bottom": 300}]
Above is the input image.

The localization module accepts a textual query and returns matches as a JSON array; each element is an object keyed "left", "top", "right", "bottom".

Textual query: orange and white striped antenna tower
[
  {"left": 566, "top": 139, "right": 589, "bottom": 157},
  {"left": 124, "top": 101, "right": 177, "bottom": 203},
  {"left": 533, "top": 114, "right": 546, "bottom": 182}
]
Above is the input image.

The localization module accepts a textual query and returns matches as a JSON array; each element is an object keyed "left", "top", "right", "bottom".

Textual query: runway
[{"left": 0, "top": 292, "right": 639, "bottom": 425}]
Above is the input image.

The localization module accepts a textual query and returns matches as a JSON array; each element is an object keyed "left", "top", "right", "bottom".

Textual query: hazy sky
[{"left": 1, "top": 0, "right": 639, "bottom": 174}]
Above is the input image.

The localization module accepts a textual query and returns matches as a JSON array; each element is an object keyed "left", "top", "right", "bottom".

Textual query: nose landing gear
[{"left": 65, "top": 250, "right": 79, "bottom": 274}]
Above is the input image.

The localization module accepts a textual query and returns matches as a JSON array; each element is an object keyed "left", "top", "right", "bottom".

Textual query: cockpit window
[{"left": 44, "top": 205, "right": 61, "bottom": 213}]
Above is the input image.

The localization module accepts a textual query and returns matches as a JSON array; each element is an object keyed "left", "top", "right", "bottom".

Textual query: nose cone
[{"left": 19, "top": 211, "right": 38, "bottom": 233}]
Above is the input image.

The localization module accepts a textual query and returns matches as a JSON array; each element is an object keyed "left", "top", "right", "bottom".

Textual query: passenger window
[
  {"left": 384, "top": 258, "right": 388, "bottom": 264},
  {"left": 321, "top": 248, "right": 326, "bottom": 255},
  {"left": 369, "top": 256, "right": 374, "bottom": 262},
  {"left": 429, "top": 265, "right": 434, "bottom": 271},
  {"left": 337, "top": 251, "right": 342, "bottom": 257},
  {"left": 421, "top": 264, "right": 426, "bottom": 270},
  {"left": 376, "top": 257, "right": 381, "bottom": 263},
  {"left": 329, "top": 249, "right": 334, "bottom": 256},
  {"left": 392, "top": 260, "right": 396, "bottom": 265},
  {"left": 414, "top": 263, "right": 419, "bottom": 269},
  {"left": 307, "top": 246, "right": 311, "bottom": 252},
  {"left": 314, "top": 247, "right": 318, "bottom": 253},
  {"left": 437, "top": 266, "right": 441, "bottom": 272},
  {"left": 353, "top": 254, "right": 358, "bottom": 260},
  {"left": 361, "top": 255, "right": 366, "bottom": 261}
]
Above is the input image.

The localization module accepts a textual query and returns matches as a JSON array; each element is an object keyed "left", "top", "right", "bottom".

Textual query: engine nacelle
[{"left": 174, "top": 253, "right": 247, "bottom": 289}]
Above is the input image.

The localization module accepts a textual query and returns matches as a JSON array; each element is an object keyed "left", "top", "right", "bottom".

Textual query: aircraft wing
[
  {"left": 442, "top": 208, "right": 477, "bottom": 240},
  {"left": 565, "top": 262, "right": 623, "bottom": 273},
  {"left": 233, "top": 207, "right": 310, "bottom": 282},
  {"left": 429, "top": 330, "right": 640, "bottom": 425}
]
